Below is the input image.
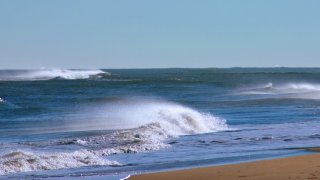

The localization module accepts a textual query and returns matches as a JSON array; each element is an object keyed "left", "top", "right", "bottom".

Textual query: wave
[
  {"left": 67, "top": 99, "right": 228, "bottom": 154},
  {"left": 0, "top": 99, "right": 228, "bottom": 175},
  {"left": 0, "top": 98, "right": 20, "bottom": 109},
  {"left": 239, "top": 82, "right": 320, "bottom": 99},
  {"left": 0, "top": 150, "right": 120, "bottom": 175},
  {"left": 76, "top": 100, "right": 228, "bottom": 150},
  {"left": 0, "top": 69, "right": 109, "bottom": 81},
  {"left": 69, "top": 99, "right": 228, "bottom": 132}
]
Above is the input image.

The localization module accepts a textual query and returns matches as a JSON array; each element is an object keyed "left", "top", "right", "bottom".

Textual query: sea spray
[
  {"left": 0, "top": 69, "right": 109, "bottom": 81},
  {"left": 0, "top": 99, "right": 228, "bottom": 175},
  {"left": 239, "top": 82, "right": 320, "bottom": 99}
]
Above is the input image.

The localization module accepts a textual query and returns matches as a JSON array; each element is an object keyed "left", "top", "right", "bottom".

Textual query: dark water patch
[
  {"left": 309, "top": 134, "right": 320, "bottom": 139},
  {"left": 210, "top": 140, "right": 227, "bottom": 144},
  {"left": 168, "top": 141, "right": 178, "bottom": 145}
]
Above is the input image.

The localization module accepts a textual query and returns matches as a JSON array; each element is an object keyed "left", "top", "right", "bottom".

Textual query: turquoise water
[{"left": 1, "top": 68, "right": 320, "bottom": 179}]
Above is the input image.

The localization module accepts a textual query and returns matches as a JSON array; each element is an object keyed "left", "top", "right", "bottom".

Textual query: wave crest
[
  {"left": 239, "top": 82, "right": 320, "bottom": 99},
  {"left": 0, "top": 100, "right": 228, "bottom": 175},
  {"left": 72, "top": 99, "right": 228, "bottom": 153},
  {"left": 0, "top": 69, "right": 109, "bottom": 81},
  {"left": 0, "top": 99, "right": 228, "bottom": 175}
]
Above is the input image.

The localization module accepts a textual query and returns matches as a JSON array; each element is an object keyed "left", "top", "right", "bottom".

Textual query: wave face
[
  {"left": 71, "top": 99, "right": 228, "bottom": 132},
  {"left": 73, "top": 100, "right": 229, "bottom": 150},
  {"left": 239, "top": 82, "right": 320, "bottom": 99},
  {"left": 0, "top": 99, "right": 228, "bottom": 175},
  {"left": 0, "top": 69, "right": 108, "bottom": 81}
]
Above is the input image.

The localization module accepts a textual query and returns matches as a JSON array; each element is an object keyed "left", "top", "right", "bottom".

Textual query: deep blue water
[{"left": 1, "top": 68, "right": 320, "bottom": 179}]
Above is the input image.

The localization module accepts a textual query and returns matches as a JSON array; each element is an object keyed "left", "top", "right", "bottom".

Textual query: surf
[
  {"left": 0, "top": 99, "right": 228, "bottom": 175},
  {"left": 239, "top": 82, "right": 320, "bottom": 99},
  {"left": 0, "top": 69, "right": 109, "bottom": 81}
]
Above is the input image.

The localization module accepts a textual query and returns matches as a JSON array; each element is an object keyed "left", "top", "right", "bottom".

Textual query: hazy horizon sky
[{"left": 0, "top": 0, "right": 319, "bottom": 69}]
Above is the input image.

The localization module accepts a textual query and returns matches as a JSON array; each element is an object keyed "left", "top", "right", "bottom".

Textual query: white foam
[
  {"left": 73, "top": 99, "right": 228, "bottom": 153},
  {"left": 0, "top": 69, "right": 109, "bottom": 81},
  {"left": 71, "top": 99, "right": 228, "bottom": 132},
  {"left": 0, "top": 150, "right": 120, "bottom": 175},
  {"left": 239, "top": 82, "right": 320, "bottom": 99},
  {"left": 0, "top": 98, "right": 3, "bottom": 103},
  {"left": 263, "top": 82, "right": 273, "bottom": 89},
  {"left": 282, "top": 83, "right": 320, "bottom": 91},
  {"left": 0, "top": 99, "right": 228, "bottom": 175}
]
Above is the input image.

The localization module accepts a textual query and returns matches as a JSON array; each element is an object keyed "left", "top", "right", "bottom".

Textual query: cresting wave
[
  {"left": 0, "top": 100, "right": 228, "bottom": 175},
  {"left": 74, "top": 100, "right": 229, "bottom": 151},
  {"left": 239, "top": 82, "right": 320, "bottom": 99},
  {"left": 0, "top": 69, "right": 109, "bottom": 81},
  {"left": 0, "top": 97, "right": 20, "bottom": 109}
]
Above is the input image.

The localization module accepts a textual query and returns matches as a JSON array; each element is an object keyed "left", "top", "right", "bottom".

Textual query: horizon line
[{"left": 1, "top": 66, "right": 320, "bottom": 70}]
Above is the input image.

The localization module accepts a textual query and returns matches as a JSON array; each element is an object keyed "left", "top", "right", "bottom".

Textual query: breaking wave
[
  {"left": 74, "top": 100, "right": 228, "bottom": 151},
  {"left": 0, "top": 97, "right": 19, "bottom": 109},
  {"left": 239, "top": 82, "right": 320, "bottom": 99},
  {"left": 0, "top": 150, "right": 119, "bottom": 175},
  {"left": 0, "top": 99, "right": 228, "bottom": 175},
  {"left": 0, "top": 69, "right": 109, "bottom": 81}
]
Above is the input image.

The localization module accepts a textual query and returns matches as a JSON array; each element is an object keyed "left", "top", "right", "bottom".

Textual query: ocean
[{"left": 1, "top": 68, "right": 320, "bottom": 179}]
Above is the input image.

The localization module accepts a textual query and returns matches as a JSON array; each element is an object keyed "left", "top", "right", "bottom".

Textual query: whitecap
[
  {"left": 71, "top": 99, "right": 228, "bottom": 154},
  {"left": 0, "top": 150, "right": 120, "bottom": 175},
  {"left": 239, "top": 82, "right": 320, "bottom": 99},
  {"left": 0, "top": 69, "right": 109, "bottom": 81},
  {"left": 0, "top": 99, "right": 228, "bottom": 175}
]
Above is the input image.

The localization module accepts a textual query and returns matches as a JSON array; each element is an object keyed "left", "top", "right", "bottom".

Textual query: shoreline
[{"left": 131, "top": 148, "right": 320, "bottom": 180}]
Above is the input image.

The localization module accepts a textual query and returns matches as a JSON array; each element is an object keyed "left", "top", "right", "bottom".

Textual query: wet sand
[{"left": 131, "top": 149, "right": 320, "bottom": 180}]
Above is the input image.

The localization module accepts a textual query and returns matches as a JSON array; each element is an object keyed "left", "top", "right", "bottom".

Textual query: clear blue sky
[{"left": 0, "top": 0, "right": 319, "bottom": 69}]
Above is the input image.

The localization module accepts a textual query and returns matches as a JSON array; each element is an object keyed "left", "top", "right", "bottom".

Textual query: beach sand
[{"left": 131, "top": 149, "right": 320, "bottom": 180}]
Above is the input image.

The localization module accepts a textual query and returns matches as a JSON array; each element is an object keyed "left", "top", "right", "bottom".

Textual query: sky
[{"left": 0, "top": 0, "right": 319, "bottom": 69}]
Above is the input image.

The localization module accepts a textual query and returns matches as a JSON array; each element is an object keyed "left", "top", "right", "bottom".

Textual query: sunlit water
[{"left": 1, "top": 68, "right": 320, "bottom": 179}]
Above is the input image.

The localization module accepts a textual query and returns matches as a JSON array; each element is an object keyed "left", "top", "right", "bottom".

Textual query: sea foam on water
[
  {"left": 0, "top": 69, "right": 109, "bottom": 81},
  {"left": 0, "top": 99, "right": 228, "bottom": 175}
]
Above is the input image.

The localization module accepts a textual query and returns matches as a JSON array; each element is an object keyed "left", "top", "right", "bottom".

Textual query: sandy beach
[{"left": 131, "top": 150, "right": 320, "bottom": 180}]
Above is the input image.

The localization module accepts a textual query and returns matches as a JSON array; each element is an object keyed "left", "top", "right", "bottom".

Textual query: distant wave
[
  {"left": 0, "top": 97, "right": 19, "bottom": 109},
  {"left": 0, "top": 69, "right": 109, "bottom": 81},
  {"left": 239, "top": 82, "right": 320, "bottom": 99},
  {"left": 0, "top": 99, "right": 228, "bottom": 175}
]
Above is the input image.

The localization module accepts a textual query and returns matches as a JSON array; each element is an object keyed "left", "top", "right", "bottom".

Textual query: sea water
[{"left": 1, "top": 68, "right": 320, "bottom": 179}]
